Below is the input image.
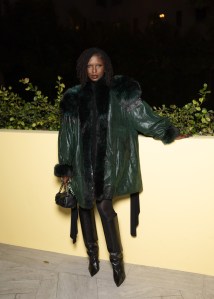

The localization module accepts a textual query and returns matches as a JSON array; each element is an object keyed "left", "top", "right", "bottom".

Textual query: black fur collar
[
  {"left": 60, "top": 75, "right": 142, "bottom": 115},
  {"left": 78, "top": 79, "right": 110, "bottom": 202},
  {"left": 78, "top": 78, "right": 109, "bottom": 127}
]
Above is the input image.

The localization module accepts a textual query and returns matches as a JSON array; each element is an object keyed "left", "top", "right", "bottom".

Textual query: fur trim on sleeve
[
  {"left": 54, "top": 164, "right": 73, "bottom": 177},
  {"left": 162, "top": 126, "right": 180, "bottom": 144}
]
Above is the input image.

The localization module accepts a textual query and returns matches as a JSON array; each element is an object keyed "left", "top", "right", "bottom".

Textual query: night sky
[{"left": 1, "top": 0, "right": 214, "bottom": 108}]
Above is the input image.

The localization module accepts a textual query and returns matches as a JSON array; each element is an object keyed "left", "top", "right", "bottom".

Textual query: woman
[{"left": 54, "top": 47, "right": 180, "bottom": 287}]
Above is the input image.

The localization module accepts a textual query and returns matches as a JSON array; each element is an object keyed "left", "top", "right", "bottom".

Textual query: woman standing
[{"left": 54, "top": 48, "right": 180, "bottom": 287}]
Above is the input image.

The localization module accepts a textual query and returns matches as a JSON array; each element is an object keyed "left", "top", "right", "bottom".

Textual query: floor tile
[
  {"left": 0, "top": 243, "right": 213, "bottom": 299},
  {"left": 55, "top": 255, "right": 89, "bottom": 276},
  {"left": 180, "top": 290, "right": 205, "bottom": 299},
  {"left": 15, "top": 294, "right": 36, "bottom": 299},
  {"left": 204, "top": 275, "right": 214, "bottom": 298},
  {"left": 57, "top": 272, "right": 98, "bottom": 299},
  {"left": 97, "top": 277, "right": 181, "bottom": 299},
  {"left": 0, "top": 266, "right": 57, "bottom": 282},
  {"left": 127, "top": 264, "right": 204, "bottom": 291},
  {"left": 0, "top": 244, "right": 63, "bottom": 264},
  {"left": 0, "top": 295, "right": 16, "bottom": 299},
  {"left": 204, "top": 276, "right": 214, "bottom": 291},
  {"left": 0, "top": 261, "right": 22, "bottom": 271},
  {"left": 36, "top": 278, "right": 58, "bottom": 299},
  {"left": 0, "top": 280, "right": 39, "bottom": 295},
  {"left": 0, "top": 253, "right": 58, "bottom": 272},
  {"left": 0, "top": 244, "right": 64, "bottom": 271}
]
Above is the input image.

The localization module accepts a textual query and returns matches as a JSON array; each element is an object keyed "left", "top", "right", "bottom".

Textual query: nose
[{"left": 92, "top": 66, "right": 97, "bottom": 74}]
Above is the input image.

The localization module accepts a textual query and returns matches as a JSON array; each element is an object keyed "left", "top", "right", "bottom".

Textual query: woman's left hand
[
  {"left": 61, "top": 176, "right": 70, "bottom": 185},
  {"left": 175, "top": 134, "right": 192, "bottom": 140}
]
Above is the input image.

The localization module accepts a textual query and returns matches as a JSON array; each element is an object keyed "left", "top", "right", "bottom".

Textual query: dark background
[{"left": 0, "top": 0, "right": 214, "bottom": 108}]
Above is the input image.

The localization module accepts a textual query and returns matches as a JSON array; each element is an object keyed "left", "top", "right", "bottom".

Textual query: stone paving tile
[
  {"left": 204, "top": 275, "right": 214, "bottom": 299},
  {"left": 127, "top": 264, "right": 204, "bottom": 291},
  {"left": 0, "top": 261, "right": 22, "bottom": 271},
  {"left": 57, "top": 272, "right": 98, "bottom": 299},
  {"left": 55, "top": 255, "right": 89, "bottom": 276},
  {"left": 0, "top": 244, "right": 63, "bottom": 264},
  {"left": 15, "top": 294, "right": 36, "bottom": 299},
  {"left": 0, "top": 295, "right": 16, "bottom": 299},
  {"left": 0, "top": 266, "right": 57, "bottom": 282},
  {"left": 35, "top": 278, "right": 58, "bottom": 299},
  {"left": 180, "top": 290, "right": 205, "bottom": 299},
  {"left": 0, "top": 280, "right": 40, "bottom": 295},
  {"left": 97, "top": 277, "right": 182, "bottom": 299},
  {"left": 204, "top": 275, "right": 214, "bottom": 290},
  {"left": 0, "top": 243, "right": 214, "bottom": 299},
  {"left": 0, "top": 244, "right": 64, "bottom": 270},
  {"left": 0, "top": 253, "right": 58, "bottom": 272}
]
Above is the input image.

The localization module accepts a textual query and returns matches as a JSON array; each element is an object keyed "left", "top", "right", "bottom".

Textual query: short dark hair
[{"left": 76, "top": 47, "right": 113, "bottom": 86}]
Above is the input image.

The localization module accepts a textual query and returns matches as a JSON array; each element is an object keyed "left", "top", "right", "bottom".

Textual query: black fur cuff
[
  {"left": 54, "top": 164, "right": 73, "bottom": 177},
  {"left": 162, "top": 126, "right": 180, "bottom": 144}
]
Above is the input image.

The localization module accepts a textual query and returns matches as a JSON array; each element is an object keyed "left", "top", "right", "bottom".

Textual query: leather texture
[
  {"left": 79, "top": 208, "right": 100, "bottom": 277},
  {"left": 55, "top": 183, "right": 77, "bottom": 209},
  {"left": 100, "top": 214, "right": 126, "bottom": 287},
  {"left": 55, "top": 75, "right": 179, "bottom": 209}
]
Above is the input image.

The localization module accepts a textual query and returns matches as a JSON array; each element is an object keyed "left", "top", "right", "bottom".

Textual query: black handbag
[{"left": 55, "top": 182, "right": 77, "bottom": 209}]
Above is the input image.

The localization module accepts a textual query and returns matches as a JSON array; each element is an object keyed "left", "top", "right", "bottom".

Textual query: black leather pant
[{"left": 96, "top": 199, "right": 116, "bottom": 220}]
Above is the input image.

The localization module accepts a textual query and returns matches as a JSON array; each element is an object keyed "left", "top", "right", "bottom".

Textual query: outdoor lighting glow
[{"left": 159, "top": 13, "right": 165, "bottom": 19}]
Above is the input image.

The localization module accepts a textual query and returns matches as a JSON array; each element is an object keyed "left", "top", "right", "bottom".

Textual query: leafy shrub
[
  {"left": 0, "top": 76, "right": 65, "bottom": 130},
  {"left": 0, "top": 79, "right": 213, "bottom": 135},
  {"left": 153, "top": 83, "right": 213, "bottom": 135}
]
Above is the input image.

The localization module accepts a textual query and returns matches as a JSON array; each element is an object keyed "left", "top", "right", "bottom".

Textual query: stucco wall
[{"left": 0, "top": 130, "right": 214, "bottom": 275}]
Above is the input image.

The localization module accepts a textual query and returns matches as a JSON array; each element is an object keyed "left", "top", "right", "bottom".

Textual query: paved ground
[{"left": 0, "top": 243, "right": 213, "bottom": 299}]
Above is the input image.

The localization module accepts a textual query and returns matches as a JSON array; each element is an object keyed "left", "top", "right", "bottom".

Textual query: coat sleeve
[
  {"left": 54, "top": 113, "right": 74, "bottom": 177},
  {"left": 54, "top": 86, "right": 80, "bottom": 177},
  {"left": 125, "top": 98, "right": 180, "bottom": 144}
]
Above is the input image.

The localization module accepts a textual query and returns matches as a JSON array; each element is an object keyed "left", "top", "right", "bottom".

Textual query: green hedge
[
  {"left": 0, "top": 77, "right": 213, "bottom": 135},
  {"left": 0, "top": 77, "right": 64, "bottom": 131},
  {"left": 153, "top": 84, "right": 214, "bottom": 136}
]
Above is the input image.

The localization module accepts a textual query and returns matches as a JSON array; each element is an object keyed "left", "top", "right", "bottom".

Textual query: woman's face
[{"left": 87, "top": 55, "right": 105, "bottom": 82}]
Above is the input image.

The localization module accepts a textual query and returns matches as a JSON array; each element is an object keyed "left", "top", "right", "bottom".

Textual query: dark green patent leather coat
[{"left": 55, "top": 76, "right": 179, "bottom": 209}]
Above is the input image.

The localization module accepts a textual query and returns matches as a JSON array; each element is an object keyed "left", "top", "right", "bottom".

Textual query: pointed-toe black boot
[
  {"left": 87, "top": 243, "right": 100, "bottom": 277},
  {"left": 79, "top": 207, "right": 100, "bottom": 277},
  {"left": 100, "top": 214, "right": 126, "bottom": 287},
  {"left": 110, "top": 252, "right": 126, "bottom": 287}
]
